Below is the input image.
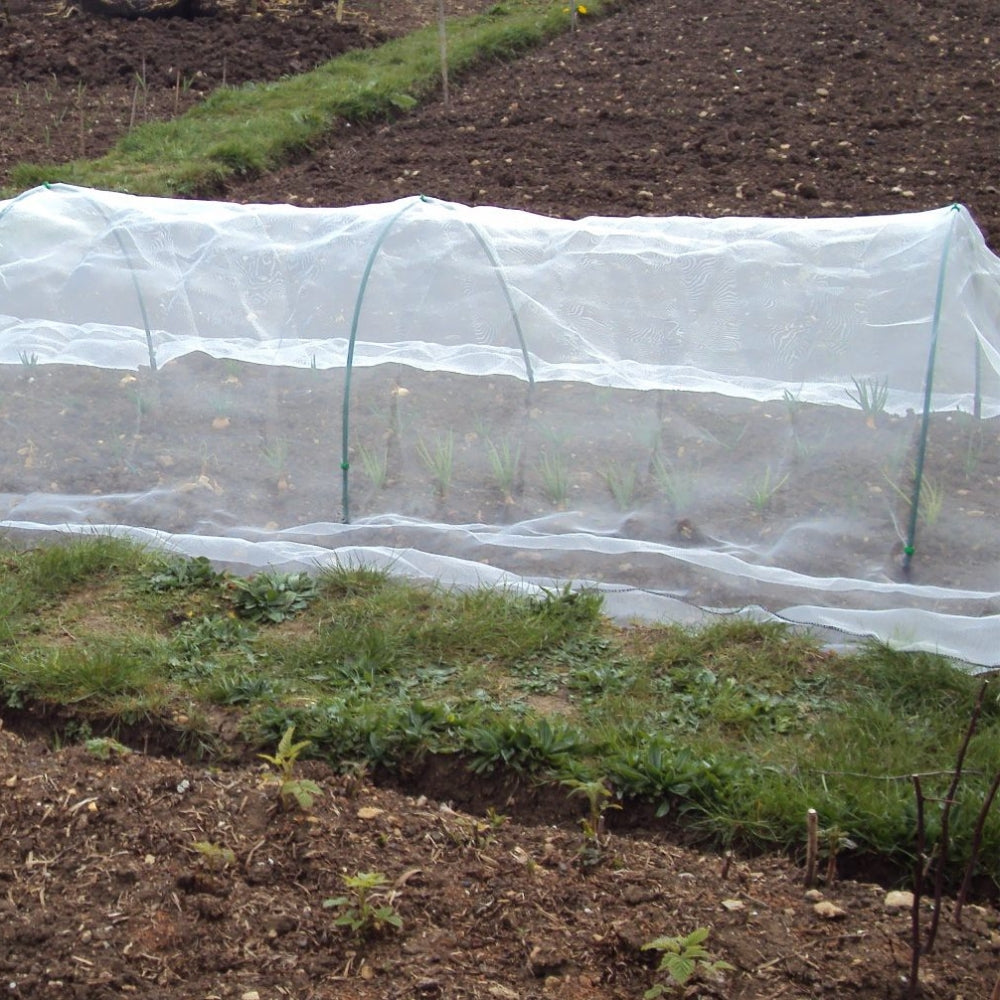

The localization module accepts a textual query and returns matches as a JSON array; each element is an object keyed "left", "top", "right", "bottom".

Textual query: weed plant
[
  {"left": 258, "top": 725, "right": 323, "bottom": 812},
  {"left": 563, "top": 776, "right": 620, "bottom": 866},
  {"left": 1, "top": 537, "right": 998, "bottom": 888},
  {"left": 146, "top": 554, "right": 222, "bottom": 591},
  {"left": 227, "top": 570, "right": 317, "bottom": 623},
  {"left": 466, "top": 715, "right": 585, "bottom": 775},
  {"left": 323, "top": 871, "right": 402, "bottom": 937},
  {"left": 208, "top": 671, "right": 282, "bottom": 706},
  {"left": 83, "top": 736, "right": 133, "bottom": 761},
  {"left": 192, "top": 840, "right": 236, "bottom": 869},
  {"left": 642, "top": 927, "right": 734, "bottom": 997}
]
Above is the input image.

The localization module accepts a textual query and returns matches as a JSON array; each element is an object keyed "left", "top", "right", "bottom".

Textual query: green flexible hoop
[
  {"left": 902, "top": 204, "right": 961, "bottom": 573},
  {"left": 340, "top": 196, "right": 533, "bottom": 522}
]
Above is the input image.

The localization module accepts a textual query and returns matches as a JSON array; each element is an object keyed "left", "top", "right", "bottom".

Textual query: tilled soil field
[{"left": 3, "top": 0, "right": 998, "bottom": 248}]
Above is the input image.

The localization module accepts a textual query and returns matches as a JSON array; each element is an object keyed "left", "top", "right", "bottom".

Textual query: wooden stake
[
  {"left": 804, "top": 808, "right": 818, "bottom": 887},
  {"left": 437, "top": 0, "right": 449, "bottom": 105}
]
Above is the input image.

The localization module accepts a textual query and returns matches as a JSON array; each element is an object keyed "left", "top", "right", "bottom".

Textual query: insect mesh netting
[{"left": 2, "top": 184, "right": 999, "bottom": 663}]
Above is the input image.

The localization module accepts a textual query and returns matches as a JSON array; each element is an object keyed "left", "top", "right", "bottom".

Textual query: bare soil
[
  {"left": 3, "top": 360, "right": 998, "bottom": 607},
  {"left": 1, "top": 721, "right": 999, "bottom": 1000},
  {"left": 1, "top": 2, "right": 999, "bottom": 998}
]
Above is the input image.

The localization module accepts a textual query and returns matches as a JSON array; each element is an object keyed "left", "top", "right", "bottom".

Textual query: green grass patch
[
  {"left": 6, "top": 0, "right": 613, "bottom": 198},
  {"left": 0, "top": 534, "right": 997, "bottom": 891}
]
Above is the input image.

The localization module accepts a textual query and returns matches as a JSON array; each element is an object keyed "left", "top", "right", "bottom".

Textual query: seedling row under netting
[{"left": 1, "top": 184, "right": 999, "bottom": 663}]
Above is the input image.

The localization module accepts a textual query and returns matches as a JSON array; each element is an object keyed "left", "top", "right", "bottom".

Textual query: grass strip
[
  {"left": 1, "top": 535, "right": 998, "bottom": 890},
  {"left": 6, "top": 0, "right": 610, "bottom": 198}
]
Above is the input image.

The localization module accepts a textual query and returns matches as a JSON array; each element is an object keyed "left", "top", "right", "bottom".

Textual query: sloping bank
[{"left": 6, "top": 1, "right": 609, "bottom": 199}]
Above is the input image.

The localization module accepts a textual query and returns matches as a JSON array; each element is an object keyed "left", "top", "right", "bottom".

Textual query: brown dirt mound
[{"left": 0, "top": 721, "right": 997, "bottom": 1000}]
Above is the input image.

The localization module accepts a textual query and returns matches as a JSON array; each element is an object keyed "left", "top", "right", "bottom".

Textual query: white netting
[{"left": 2, "top": 184, "right": 999, "bottom": 663}]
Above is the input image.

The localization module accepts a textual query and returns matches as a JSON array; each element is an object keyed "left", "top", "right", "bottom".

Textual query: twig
[
  {"left": 129, "top": 81, "right": 139, "bottom": 131},
  {"left": 810, "top": 768, "right": 989, "bottom": 781},
  {"left": 825, "top": 836, "right": 838, "bottom": 887},
  {"left": 909, "top": 774, "right": 925, "bottom": 1000},
  {"left": 436, "top": 0, "right": 449, "bottom": 105},
  {"left": 954, "top": 765, "right": 1000, "bottom": 926},
  {"left": 243, "top": 836, "right": 267, "bottom": 872}
]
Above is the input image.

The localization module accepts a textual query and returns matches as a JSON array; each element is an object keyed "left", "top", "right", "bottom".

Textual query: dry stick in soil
[
  {"left": 77, "top": 93, "right": 85, "bottom": 159},
  {"left": 804, "top": 807, "right": 819, "bottom": 888},
  {"left": 129, "top": 56, "right": 148, "bottom": 131},
  {"left": 437, "top": 0, "right": 449, "bottom": 105},
  {"left": 909, "top": 773, "right": 926, "bottom": 1000}
]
